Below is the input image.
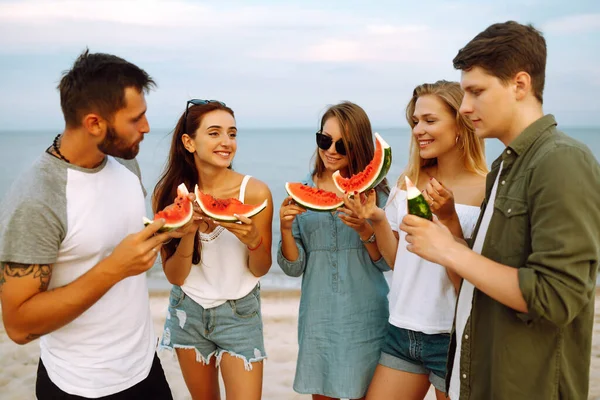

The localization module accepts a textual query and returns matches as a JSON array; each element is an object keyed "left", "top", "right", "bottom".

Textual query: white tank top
[{"left": 181, "top": 175, "right": 260, "bottom": 309}]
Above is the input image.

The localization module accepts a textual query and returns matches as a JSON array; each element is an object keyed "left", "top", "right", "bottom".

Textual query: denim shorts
[
  {"left": 379, "top": 323, "right": 450, "bottom": 393},
  {"left": 159, "top": 284, "right": 266, "bottom": 371}
]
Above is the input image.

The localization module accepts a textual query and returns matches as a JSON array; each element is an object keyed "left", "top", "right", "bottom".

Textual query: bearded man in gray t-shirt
[{"left": 0, "top": 50, "right": 185, "bottom": 399}]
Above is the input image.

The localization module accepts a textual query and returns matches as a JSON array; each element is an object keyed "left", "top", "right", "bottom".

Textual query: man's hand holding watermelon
[{"left": 107, "top": 218, "right": 187, "bottom": 280}]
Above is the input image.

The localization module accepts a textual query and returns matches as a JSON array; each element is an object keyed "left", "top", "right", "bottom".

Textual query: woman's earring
[{"left": 455, "top": 135, "right": 459, "bottom": 145}]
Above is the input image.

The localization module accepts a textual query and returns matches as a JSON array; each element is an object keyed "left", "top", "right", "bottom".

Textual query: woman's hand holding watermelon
[
  {"left": 422, "top": 178, "right": 458, "bottom": 223},
  {"left": 216, "top": 214, "right": 261, "bottom": 248},
  {"left": 336, "top": 206, "right": 372, "bottom": 238},
  {"left": 279, "top": 196, "right": 306, "bottom": 232},
  {"left": 342, "top": 190, "right": 385, "bottom": 223},
  {"left": 174, "top": 193, "right": 205, "bottom": 235}
]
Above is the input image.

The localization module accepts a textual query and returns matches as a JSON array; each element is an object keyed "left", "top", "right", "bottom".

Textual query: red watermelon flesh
[
  {"left": 332, "top": 132, "right": 392, "bottom": 194},
  {"left": 143, "top": 183, "right": 193, "bottom": 232},
  {"left": 194, "top": 185, "right": 268, "bottom": 222},
  {"left": 285, "top": 182, "right": 343, "bottom": 211}
]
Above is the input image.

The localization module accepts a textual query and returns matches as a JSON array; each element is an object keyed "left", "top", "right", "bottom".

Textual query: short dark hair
[
  {"left": 58, "top": 49, "right": 156, "bottom": 127},
  {"left": 453, "top": 21, "right": 547, "bottom": 103}
]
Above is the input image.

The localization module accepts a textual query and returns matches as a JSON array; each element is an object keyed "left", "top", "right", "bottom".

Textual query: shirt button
[
  {"left": 501, "top": 180, "right": 505, "bottom": 185},
  {"left": 507, "top": 208, "right": 512, "bottom": 213},
  {"left": 462, "top": 374, "right": 467, "bottom": 379},
  {"left": 507, "top": 149, "right": 512, "bottom": 155},
  {"left": 465, "top": 334, "right": 469, "bottom": 339}
]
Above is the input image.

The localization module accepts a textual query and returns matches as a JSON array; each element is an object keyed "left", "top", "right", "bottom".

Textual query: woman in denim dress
[
  {"left": 152, "top": 100, "right": 274, "bottom": 400},
  {"left": 277, "top": 101, "right": 390, "bottom": 400}
]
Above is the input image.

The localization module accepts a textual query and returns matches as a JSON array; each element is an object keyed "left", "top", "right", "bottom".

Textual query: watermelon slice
[
  {"left": 405, "top": 176, "right": 432, "bottom": 220},
  {"left": 332, "top": 132, "right": 392, "bottom": 195},
  {"left": 285, "top": 182, "right": 344, "bottom": 212},
  {"left": 143, "top": 183, "right": 194, "bottom": 232},
  {"left": 194, "top": 185, "right": 268, "bottom": 222}
]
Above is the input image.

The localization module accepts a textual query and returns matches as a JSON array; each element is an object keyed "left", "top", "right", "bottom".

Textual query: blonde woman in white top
[{"left": 344, "top": 81, "right": 487, "bottom": 400}]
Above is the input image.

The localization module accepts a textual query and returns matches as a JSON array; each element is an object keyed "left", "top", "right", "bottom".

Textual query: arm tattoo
[{"left": 4, "top": 263, "right": 52, "bottom": 292}]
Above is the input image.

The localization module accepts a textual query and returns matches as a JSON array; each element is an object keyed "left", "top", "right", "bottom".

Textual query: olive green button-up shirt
[{"left": 447, "top": 115, "right": 600, "bottom": 399}]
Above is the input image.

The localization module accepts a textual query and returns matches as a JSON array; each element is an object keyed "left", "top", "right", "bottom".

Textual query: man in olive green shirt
[{"left": 400, "top": 21, "right": 600, "bottom": 399}]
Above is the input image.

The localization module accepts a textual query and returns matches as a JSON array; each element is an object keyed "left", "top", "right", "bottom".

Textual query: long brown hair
[
  {"left": 312, "top": 101, "right": 390, "bottom": 195},
  {"left": 152, "top": 102, "right": 235, "bottom": 264},
  {"left": 399, "top": 80, "right": 487, "bottom": 189}
]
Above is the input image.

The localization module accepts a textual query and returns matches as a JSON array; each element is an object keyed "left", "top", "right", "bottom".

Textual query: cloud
[
  {"left": 0, "top": 0, "right": 205, "bottom": 26},
  {"left": 0, "top": 0, "right": 362, "bottom": 30},
  {"left": 0, "top": 0, "right": 451, "bottom": 66},
  {"left": 365, "top": 24, "right": 429, "bottom": 35},
  {"left": 542, "top": 13, "right": 600, "bottom": 34},
  {"left": 0, "top": 1, "right": 370, "bottom": 59},
  {"left": 0, "top": 0, "right": 598, "bottom": 129},
  {"left": 251, "top": 23, "right": 461, "bottom": 64}
]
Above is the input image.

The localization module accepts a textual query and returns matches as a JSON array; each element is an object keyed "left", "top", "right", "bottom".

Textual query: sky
[{"left": 0, "top": 0, "right": 599, "bottom": 130}]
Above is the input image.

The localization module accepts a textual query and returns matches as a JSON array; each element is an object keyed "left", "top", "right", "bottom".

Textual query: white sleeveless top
[
  {"left": 181, "top": 175, "right": 260, "bottom": 309},
  {"left": 385, "top": 187, "right": 481, "bottom": 334}
]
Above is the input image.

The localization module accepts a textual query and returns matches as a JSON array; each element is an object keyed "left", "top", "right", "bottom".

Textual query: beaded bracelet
[{"left": 247, "top": 237, "right": 263, "bottom": 251}]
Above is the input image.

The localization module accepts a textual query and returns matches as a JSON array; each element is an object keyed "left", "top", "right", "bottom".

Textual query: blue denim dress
[{"left": 277, "top": 174, "right": 390, "bottom": 399}]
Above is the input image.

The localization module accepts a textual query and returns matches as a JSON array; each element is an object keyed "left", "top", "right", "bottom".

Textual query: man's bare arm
[
  {"left": 0, "top": 219, "right": 177, "bottom": 345},
  {"left": 2, "top": 263, "right": 54, "bottom": 343}
]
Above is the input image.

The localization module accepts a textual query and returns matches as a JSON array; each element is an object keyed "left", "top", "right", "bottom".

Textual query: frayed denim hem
[
  {"left": 216, "top": 349, "right": 267, "bottom": 371},
  {"left": 158, "top": 344, "right": 217, "bottom": 366},
  {"left": 158, "top": 344, "right": 267, "bottom": 371}
]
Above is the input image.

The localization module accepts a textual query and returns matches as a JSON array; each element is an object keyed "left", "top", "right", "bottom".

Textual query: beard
[{"left": 97, "top": 124, "right": 141, "bottom": 160}]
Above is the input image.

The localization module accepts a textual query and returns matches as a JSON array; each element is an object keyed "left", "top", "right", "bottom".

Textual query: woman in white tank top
[
  {"left": 151, "top": 100, "right": 274, "bottom": 400},
  {"left": 345, "top": 81, "right": 488, "bottom": 400}
]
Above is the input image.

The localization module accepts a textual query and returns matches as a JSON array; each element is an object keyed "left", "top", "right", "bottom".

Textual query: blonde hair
[
  {"left": 313, "top": 101, "right": 390, "bottom": 195},
  {"left": 398, "top": 80, "right": 487, "bottom": 189}
]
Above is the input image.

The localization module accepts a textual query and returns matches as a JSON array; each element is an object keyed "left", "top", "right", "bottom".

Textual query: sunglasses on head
[
  {"left": 315, "top": 131, "right": 347, "bottom": 156},
  {"left": 183, "top": 99, "right": 226, "bottom": 134}
]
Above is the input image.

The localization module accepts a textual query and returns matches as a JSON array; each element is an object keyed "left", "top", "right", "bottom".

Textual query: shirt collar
[{"left": 506, "top": 114, "right": 557, "bottom": 157}]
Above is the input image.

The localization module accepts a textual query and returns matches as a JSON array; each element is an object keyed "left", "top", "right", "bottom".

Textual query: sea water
[{"left": 1, "top": 126, "right": 598, "bottom": 290}]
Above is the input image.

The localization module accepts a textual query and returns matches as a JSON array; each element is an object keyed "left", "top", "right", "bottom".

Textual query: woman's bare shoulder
[{"left": 244, "top": 176, "right": 272, "bottom": 203}]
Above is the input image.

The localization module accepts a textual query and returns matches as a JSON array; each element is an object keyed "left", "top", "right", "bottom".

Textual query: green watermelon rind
[
  {"left": 142, "top": 183, "right": 193, "bottom": 232},
  {"left": 405, "top": 176, "right": 433, "bottom": 220},
  {"left": 194, "top": 185, "right": 268, "bottom": 222},
  {"left": 332, "top": 132, "right": 392, "bottom": 195},
  {"left": 142, "top": 217, "right": 189, "bottom": 233},
  {"left": 285, "top": 182, "right": 344, "bottom": 212}
]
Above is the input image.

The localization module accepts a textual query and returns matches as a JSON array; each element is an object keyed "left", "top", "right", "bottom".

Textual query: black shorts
[{"left": 36, "top": 353, "right": 173, "bottom": 400}]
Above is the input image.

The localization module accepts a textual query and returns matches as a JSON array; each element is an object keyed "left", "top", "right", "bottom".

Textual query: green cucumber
[{"left": 405, "top": 176, "right": 432, "bottom": 220}]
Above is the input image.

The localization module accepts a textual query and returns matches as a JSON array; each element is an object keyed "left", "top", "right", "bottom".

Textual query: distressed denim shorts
[
  {"left": 159, "top": 284, "right": 266, "bottom": 371},
  {"left": 379, "top": 323, "right": 450, "bottom": 393}
]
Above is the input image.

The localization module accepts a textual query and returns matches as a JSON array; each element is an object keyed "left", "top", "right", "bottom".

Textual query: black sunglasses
[
  {"left": 183, "top": 99, "right": 226, "bottom": 133},
  {"left": 315, "top": 131, "right": 347, "bottom": 156}
]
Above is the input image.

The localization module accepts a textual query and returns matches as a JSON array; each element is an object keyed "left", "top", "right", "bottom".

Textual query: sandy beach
[{"left": 1, "top": 290, "right": 599, "bottom": 400}]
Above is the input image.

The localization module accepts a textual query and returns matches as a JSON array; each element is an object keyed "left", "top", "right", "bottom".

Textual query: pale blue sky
[{"left": 0, "top": 0, "right": 598, "bottom": 130}]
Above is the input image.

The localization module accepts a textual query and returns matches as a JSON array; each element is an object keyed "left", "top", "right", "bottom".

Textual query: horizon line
[{"left": 1, "top": 125, "right": 599, "bottom": 133}]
